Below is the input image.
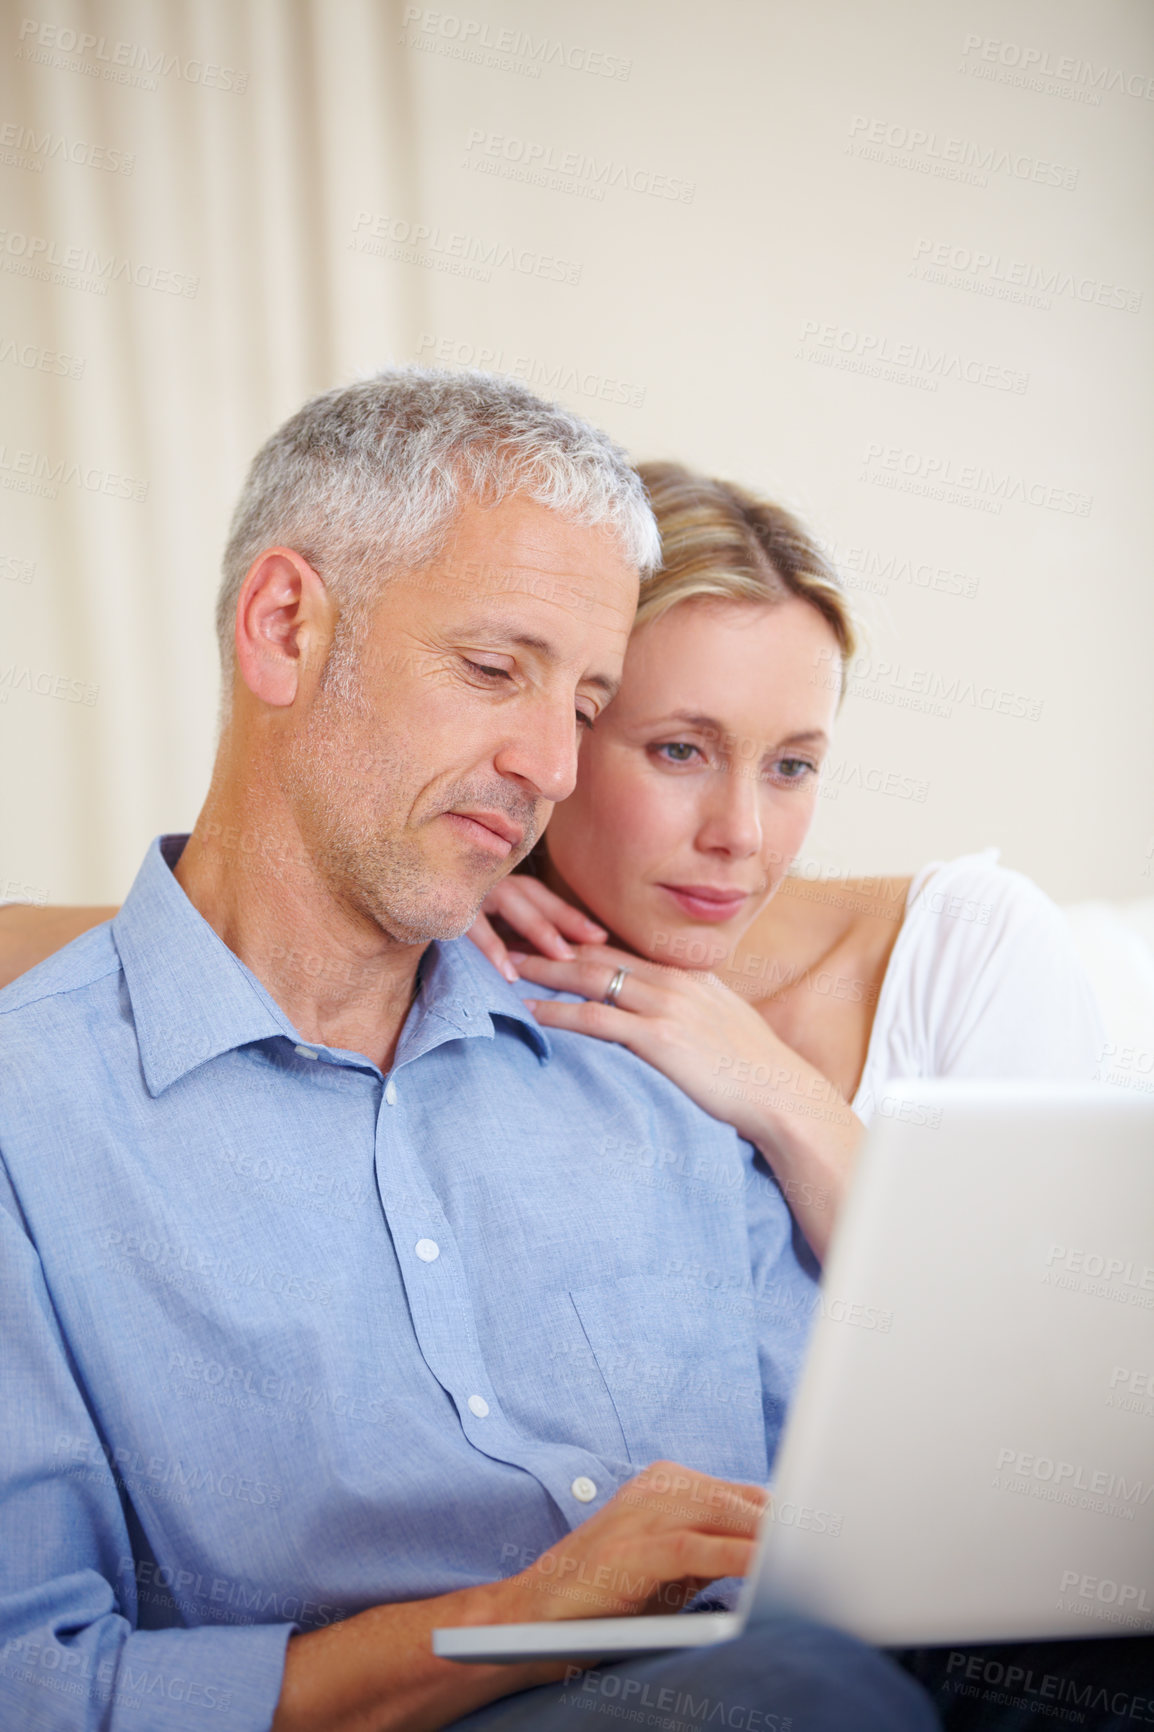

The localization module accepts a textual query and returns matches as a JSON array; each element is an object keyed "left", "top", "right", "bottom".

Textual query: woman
[
  {"left": 0, "top": 463, "right": 1103, "bottom": 1258},
  {"left": 465, "top": 462, "right": 1105, "bottom": 1258}
]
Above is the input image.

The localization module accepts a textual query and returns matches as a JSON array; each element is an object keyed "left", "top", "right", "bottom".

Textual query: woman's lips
[{"left": 657, "top": 884, "right": 750, "bottom": 923}]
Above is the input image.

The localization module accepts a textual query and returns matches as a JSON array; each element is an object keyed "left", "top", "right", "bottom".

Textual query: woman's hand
[
  {"left": 513, "top": 944, "right": 864, "bottom": 1261},
  {"left": 466, "top": 876, "right": 608, "bottom": 981}
]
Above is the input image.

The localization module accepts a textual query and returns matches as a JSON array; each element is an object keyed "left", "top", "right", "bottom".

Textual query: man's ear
[{"left": 233, "top": 547, "right": 336, "bottom": 709}]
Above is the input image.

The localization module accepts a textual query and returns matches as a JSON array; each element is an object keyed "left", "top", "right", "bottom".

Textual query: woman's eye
[
  {"left": 654, "top": 741, "right": 700, "bottom": 764},
  {"left": 772, "top": 757, "right": 816, "bottom": 782}
]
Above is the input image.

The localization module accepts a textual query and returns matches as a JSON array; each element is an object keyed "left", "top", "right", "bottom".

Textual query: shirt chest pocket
[{"left": 568, "top": 1276, "right": 768, "bottom": 1484}]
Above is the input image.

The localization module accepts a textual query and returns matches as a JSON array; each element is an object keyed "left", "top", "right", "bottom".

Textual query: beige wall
[{"left": 1, "top": 0, "right": 1151, "bottom": 907}]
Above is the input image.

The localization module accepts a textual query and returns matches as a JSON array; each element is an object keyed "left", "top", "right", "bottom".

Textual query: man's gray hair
[{"left": 215, "top": 366, "right": 660, "bottom": 709}]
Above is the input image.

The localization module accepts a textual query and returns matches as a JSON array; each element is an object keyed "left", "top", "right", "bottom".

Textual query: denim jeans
[{"left": 447, "top": 1612, "right": 941, "bottom": 1731}]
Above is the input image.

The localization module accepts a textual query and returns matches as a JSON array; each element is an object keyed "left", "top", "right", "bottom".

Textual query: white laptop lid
[{"left": 745, "top": 1080, "right": 1154, "bottom": 1646}]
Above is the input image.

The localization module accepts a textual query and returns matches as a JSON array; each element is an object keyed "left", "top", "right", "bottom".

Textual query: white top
[{"left": 852, "top": 850, "right": 1107, "bottom": 1125}]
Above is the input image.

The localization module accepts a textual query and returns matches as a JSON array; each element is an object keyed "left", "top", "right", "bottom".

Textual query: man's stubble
[{"left": 277, "top": 655, "right": 543, "bottom": 946}]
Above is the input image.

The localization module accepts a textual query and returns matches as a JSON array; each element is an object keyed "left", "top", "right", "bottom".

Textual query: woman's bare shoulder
[
  {"left": 773, "top": 872, "right": 914, "bottom": 930},
  {"left": 732, "top": 873, "right": 915, "bottom": 983}
]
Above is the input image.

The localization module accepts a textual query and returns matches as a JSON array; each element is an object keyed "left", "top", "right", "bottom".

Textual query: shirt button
[
  {"left": 415, "top": 1239, "right": 440, "bottom": 1262},
  {"left": 571, "top": 1476, "right": 597, "bottom": 1503},
  {"left": 294, "top": 1045, "right": 319, "bottom": 1060},
  {"left": 384, "top": 1078, "right": 398, "bottom": 1105},
  {"left": 467, "top": 1394, "right": 489, "bottom": 1417}
]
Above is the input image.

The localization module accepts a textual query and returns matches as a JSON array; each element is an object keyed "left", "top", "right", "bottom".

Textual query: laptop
[{"left": 434, "top": 1080, "right": 1154, "bottom": 1662}]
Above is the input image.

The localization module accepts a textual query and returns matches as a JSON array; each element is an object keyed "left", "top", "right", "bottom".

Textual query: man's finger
[
  {"left": 620, "top": 1530, "right": 761, "bottom": 1593},
  {"left": 624, "top": 1466, "right": 768, "bottom": 1533}
]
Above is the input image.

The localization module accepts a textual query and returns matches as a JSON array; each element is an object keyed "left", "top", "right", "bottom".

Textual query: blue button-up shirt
[{"left": 0, "top": 834, "right": 819, "bottom": 1730}]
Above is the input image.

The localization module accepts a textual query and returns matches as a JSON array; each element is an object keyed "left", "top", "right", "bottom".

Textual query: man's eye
[
  {"left": 577, "top": 711, "right": 596, "bottom": 732},
  {"left": 463, "top": 659, "right": 511, "bottom": 682}
]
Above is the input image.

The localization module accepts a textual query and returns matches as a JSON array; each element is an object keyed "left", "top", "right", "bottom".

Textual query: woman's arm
[
  {"left": 0, "top": 905, "right": 117, "bottom": 989},
  {"left": 510, "top": 945, "right": 864, "bottom": 1262}
]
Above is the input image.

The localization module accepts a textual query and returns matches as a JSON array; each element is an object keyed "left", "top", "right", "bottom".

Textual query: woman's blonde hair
[{"left": 634, "top": 462, "right": 857, "bottom": 676}]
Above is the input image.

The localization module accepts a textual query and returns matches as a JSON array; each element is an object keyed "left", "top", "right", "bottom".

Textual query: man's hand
[
  {"left": 272, "top": 1462, "right": 765, "bottom": 1732},
  {"left": 500, "top": 1459, "right": 766, "bottom": 1622}
]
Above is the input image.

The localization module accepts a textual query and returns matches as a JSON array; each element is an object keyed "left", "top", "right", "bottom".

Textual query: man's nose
[{"left": 492, "top": 696, "right": 582, "bottom": 804}]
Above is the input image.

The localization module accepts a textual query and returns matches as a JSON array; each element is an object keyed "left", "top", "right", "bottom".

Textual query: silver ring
[{"left": 602, "top": 966, "right": 630, "bottom": 1007}]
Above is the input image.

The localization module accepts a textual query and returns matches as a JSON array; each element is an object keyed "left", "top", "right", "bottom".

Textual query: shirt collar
[
  {"left": 113, "top": 835, "right": 549, "bottom": 1098},
  {"left": 402, "top": 933, "right": 551, "bottom": 1067}
]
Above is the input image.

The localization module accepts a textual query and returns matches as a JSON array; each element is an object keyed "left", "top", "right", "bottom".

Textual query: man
[{"left": 0, "top": 370, "right": 937, "bottom": 1730}]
